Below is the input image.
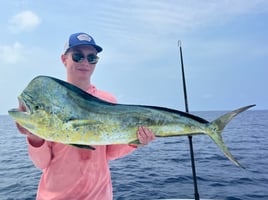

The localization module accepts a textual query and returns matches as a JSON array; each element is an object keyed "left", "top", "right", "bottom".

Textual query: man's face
[{"left": 62, "top": 45, "right": 98, "bottom": 81}]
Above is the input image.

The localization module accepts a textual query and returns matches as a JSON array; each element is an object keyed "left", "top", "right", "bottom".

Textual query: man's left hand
[{"left": 137, "top": 126, "right": 155, "bottom": 145}]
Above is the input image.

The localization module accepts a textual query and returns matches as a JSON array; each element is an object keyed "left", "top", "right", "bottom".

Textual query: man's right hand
[{"left": 16, "top": 102, "right": 45, "bottom": 147}]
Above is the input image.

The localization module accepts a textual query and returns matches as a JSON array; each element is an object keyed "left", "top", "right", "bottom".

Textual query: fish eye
[{"left": 34, "top": 105, "right": 40, "bottom": 110}]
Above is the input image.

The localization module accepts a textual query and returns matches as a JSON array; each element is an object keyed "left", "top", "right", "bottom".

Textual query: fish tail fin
[{"left": 208, "top": 104, "right": 255, "bottom": 168}]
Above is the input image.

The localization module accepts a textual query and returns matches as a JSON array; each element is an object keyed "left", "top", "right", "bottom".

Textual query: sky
[{"left": 0, "top": 0, "right": 267, "bottom": 114}]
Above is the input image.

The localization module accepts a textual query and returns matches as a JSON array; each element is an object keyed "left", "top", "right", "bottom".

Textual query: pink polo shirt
[{"left": 27, "top": 84, "right": 136, "bottom": 200}]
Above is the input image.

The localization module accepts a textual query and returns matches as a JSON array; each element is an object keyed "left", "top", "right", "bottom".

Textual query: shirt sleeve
[
  {"left": 106, "top": 144, "right": 137, "bottom": 160},
  {"left": 27, "top": 138, "right": 53, "bottom": 170}
]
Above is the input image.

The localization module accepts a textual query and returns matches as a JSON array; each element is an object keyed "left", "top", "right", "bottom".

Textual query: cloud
[
  {"left": 0, "top": 42, "right": 24, "bottom": 64},
  {"left": 93, "top": 0, "right": 268, "bottom": 36},
  {"left": 8, "top": 10, "right": 41, "bottom": 33}
]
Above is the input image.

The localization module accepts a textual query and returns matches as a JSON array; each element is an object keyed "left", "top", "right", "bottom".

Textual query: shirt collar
[{"left": 87, "top": 84, "right": 96, "bottom": 95}]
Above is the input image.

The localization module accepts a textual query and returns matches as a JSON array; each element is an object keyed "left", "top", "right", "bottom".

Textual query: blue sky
[{"left": 0, "top": 0, "right": 267, "bottom": 114}]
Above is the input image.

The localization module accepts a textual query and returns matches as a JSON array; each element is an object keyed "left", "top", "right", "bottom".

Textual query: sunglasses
[{"left": 71, "top": 53, "right": 99, "bottom": 64}]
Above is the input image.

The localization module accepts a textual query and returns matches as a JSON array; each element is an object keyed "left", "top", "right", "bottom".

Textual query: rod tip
[{"left": 178, "top": 40, "right": 182, "bottom": 47}]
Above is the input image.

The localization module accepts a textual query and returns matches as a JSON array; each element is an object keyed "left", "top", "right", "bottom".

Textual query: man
[{"left": 16, "top": 32, "right": 155, "bottom": 200}]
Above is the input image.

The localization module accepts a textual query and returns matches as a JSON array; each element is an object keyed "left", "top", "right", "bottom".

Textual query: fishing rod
[{"left": 178, "top": 40, "right": 200, "bottom": 200}]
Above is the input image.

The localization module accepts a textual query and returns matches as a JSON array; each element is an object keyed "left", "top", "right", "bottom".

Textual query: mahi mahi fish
[{"left": 8, "top": 76, "right": 255, "bottom": 168}]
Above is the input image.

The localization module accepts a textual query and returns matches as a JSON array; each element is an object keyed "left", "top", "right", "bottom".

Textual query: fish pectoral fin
[
  {"left": 70, "top": 144, "right": 96, "bottom": 150},
  {"left": 129, "top": 139, "right": 141, "bottom": 145}
]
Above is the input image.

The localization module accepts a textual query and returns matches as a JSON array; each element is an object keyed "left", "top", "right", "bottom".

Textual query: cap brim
[{"left": 64, "top": 43, "right": 103, "bottom": 54}]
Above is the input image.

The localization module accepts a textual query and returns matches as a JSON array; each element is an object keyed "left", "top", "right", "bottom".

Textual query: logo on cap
[{"left": 77, "top": 34, "right": 92, "bottom": 42}]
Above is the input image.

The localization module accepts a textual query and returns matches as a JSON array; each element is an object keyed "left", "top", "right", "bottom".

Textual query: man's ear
[{"left": 61, "top": 54, "right": 67, "bottom": 66}]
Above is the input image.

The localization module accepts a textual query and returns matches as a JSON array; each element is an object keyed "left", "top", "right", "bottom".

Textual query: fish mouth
[
  {"left": 8, "top": 107, "right": 21, "bottom": 114},
  {"left": 8, "top": 98, "right": 31, "bottom": 121},
  {"left": 9, "top": 97, "right": 31, "bottom": 115},
  {"left": 8, "top": 98, "right": 31, "bottom": 115},
  {"left": 21, "top": 98, "right": 32, "bottom": 114}
]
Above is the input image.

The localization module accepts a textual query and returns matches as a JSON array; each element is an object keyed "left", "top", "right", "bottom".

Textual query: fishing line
[{"left": 178, "top": 40, "right": 200, "bottom": 200}]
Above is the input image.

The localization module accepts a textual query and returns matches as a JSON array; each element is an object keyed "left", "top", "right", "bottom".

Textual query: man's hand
[
  {"left": 137, "top": 126, "right": 155, "bottom": 145},
  {"left": 16, "top": 102, "right": 45, "bottom": 147}
]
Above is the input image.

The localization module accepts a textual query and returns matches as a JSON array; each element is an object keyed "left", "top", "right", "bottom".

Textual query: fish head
[{"left": 8, "top": 76, "right": 64, "bottom": 134}]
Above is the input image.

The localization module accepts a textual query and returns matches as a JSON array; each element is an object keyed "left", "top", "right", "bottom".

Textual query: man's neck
[{"left": 67, "top": 77, "right": 91, "bottom": 91}]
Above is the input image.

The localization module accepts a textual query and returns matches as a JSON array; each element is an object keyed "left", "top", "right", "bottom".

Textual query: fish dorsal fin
[
  {"left": 35, "top": 76, "right": 209, "bottom": 124},
  {"left": 46, "top": 76, "right": 114, "bottom": 105}
]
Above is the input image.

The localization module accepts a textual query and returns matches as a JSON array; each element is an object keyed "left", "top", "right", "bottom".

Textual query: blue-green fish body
[{"left": 8, "top": 76, "right": 255, "bottom": 167}]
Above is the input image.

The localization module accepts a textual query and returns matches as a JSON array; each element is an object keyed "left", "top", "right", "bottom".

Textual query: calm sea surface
[{"left": 0, "top": 110, "right": 268, "bottom": 200}]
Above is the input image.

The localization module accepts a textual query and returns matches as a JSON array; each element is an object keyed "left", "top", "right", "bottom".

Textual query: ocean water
[{"left": 0, "top": 110, "right": 268, "bottom": 200}]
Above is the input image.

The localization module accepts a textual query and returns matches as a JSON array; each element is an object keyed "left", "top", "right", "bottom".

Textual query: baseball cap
[{"left": 63, "top": 32, "right": 103, "bottom": 54}]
